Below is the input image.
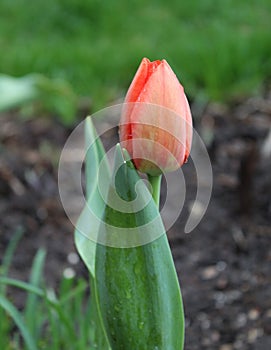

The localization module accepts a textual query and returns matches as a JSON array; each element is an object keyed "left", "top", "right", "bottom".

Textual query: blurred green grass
[
  {"left": 0, "top": 228, "right": 97, "bottom": 350},
  {"left": 1, "top": 0, "right": 271, "bottom": 110}
]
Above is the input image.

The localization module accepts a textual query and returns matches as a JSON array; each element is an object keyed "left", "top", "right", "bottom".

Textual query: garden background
[{"left": 0, "top": 1, "right": 271, "bottom": 349}]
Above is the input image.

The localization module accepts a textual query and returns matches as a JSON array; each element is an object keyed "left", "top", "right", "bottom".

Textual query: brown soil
[{"left": 0, "top": 92, "right": 271, "bottom": 349}]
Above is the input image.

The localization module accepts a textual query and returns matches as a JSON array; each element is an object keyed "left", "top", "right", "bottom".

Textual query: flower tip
[
  {"left": 142, "top": 57, "right": 150, "bottom": 62},
  {"left": 122, "top": 148, "right": 131, "bottom": 162}
]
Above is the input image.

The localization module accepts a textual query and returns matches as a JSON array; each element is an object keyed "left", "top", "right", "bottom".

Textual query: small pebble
[
  {"left": 67, "top": 252, "right": 80, "bottom": 265},
  {"left": 247, "top": 328, "right": 264, "bottom": 343},
  {"left": 225, "top": 290, "right": 242, "bottom": 303},
  {"left": 197, "top": 312, "right": 211, "bottom": 330},
  {"left": 201, "top": 265, "right": 219, "bottom": 280},
  {"left": 201, "top": 318, "right": 210, "bottom": 330},
  {"left": 216, "top": 276, "right": 229, "bottom": 290},
  {"left": 248, "top": 308, "right": 260, "bottom": 321},
  {"left": 234, "top": 313, "right": 247, "bottom": 328},
  {"left": 214, "top": 291, "right": 227, "bottom": 308},
  {"left": 233, "top": 339, "right": 244, "bottom": 349},
  {"left": 216, "top": 260, "right": 227, "bottom": 271},
  {"left": 211, "top": 330, "right": 220, "bottom": 342},
  {"left": 63, "top": 267, "right": 76, "bottom": 279},
  {"left": 220, "top": 344, "right": 233, "bottom": 350}
]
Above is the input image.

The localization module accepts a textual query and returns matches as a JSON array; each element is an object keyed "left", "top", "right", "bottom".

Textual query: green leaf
[
  {"left": 0, "top": 295, "right": 38, "bottom": 350},
  {"left": 0, "top": 277, "right": 44, "bottom": 297},
  {"left": 0, "top": 227, "right": 24, "bottom": 295},
  {"left": 95, "top": 145, "right": 185, "bottom": 350},
  {"left": 84, "top": 116, "right": 110, "bottom": 200},
  {"left": 74, "top": 117, "right": 110, "bottom": 277},
  {"left": 74, "top": 117, "right": 111, "bottom": 349},
  {"left": 0, "top": 74, "right": 78, "bottom": 126},
  {"left": 0, "top": 74, "right": 39, "bottom": 111},
  {"left": 25, "top": 249, "right": 46, "bottom": 338}
]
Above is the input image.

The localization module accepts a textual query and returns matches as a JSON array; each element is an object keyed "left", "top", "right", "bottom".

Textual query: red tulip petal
[
  {"left": 129, "top": 60, "right": 188, "bottom": 164},
  {"left": 120, "top": 58, "right": 193, "bottom": 174},
  {"left": 125, "top": 58, "right": 162, "bottom": 103}
]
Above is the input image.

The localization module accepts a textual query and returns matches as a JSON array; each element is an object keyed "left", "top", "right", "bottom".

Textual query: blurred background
[{"left": 0, "top": 0, "right": 271, "bottom": 349}]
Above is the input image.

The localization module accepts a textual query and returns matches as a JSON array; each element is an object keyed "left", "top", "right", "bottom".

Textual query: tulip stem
[{"left": 148, "top": 174, "right": 162, "bottom": 208}]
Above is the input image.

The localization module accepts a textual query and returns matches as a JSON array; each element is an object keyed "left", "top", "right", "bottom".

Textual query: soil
[{"left": 0, "top": 92, "right": 271, "bottom": 350}]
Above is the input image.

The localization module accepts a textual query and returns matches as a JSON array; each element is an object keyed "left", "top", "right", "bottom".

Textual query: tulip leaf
[
  {"left": 95, "top": 145, "right": 185, "bottom": 350},
  {"left": 74, "top": 117, "right": 111, "bottom": 350},
  {"left": 74, "top": 117, "right": 110, "bottom": 277}
]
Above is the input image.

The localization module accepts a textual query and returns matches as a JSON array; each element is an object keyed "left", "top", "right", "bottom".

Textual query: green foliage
[
  {"left": 0, "top": 229, "right": 96, "bottom": 350},
  {"left": 75, "top": 117, "right": 111, "bottom": 277},
  {"left": 75, "top": 117, "right": 111, "bottom": 349},
  {"left": 0, "top": 74, "right": 78, "bottom": 126},
  {"left": 0, "top": 0, "right": 271, "bottom": 113},
  {"left": 95, "top": 145, "right": 184, "bottom": 349},
  {"left": 75, "top": 119, "right": 185, "bottom": 349}
]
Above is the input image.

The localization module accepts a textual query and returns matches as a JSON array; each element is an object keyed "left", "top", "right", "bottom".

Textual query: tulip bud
[{"left": 119, "top": 57, "right": 193, "bottom": 175}]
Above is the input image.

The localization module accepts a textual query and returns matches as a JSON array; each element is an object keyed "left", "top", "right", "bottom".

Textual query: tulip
[{"left": 119, "top": 57, "right": 192, "bottom": 176}]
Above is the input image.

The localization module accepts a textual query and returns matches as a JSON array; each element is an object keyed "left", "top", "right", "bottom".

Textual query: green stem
[{"left": 147, "top": 174, "right": 162, "bottom": 208}]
